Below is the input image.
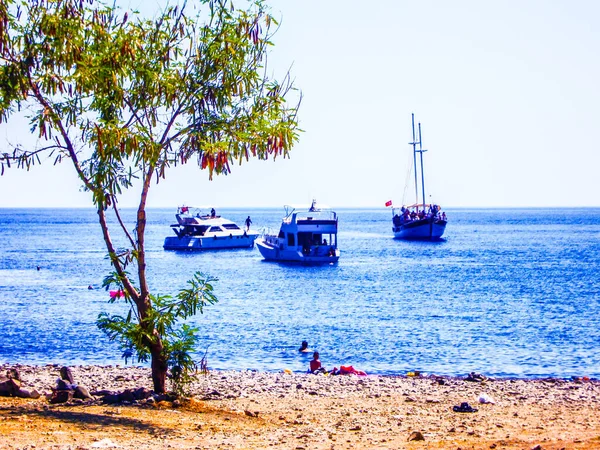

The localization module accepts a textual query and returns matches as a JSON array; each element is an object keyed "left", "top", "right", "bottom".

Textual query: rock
[
  {"left": 0, "top": 378, "right": 21, "bottom": 396},
  {"left": 16, "top": 388, "right": 41, "bottom": 399},
  {"left": 244, "top": 410, "right": 259, "bottom": 417},
  {"left": 50, "top": 389, "right": 73, "bottom": 404},
  {"left": 118, "top": 389, "right": 136, "bottom": 403},
  {"left": 407, "top": 431, "right": 425, "bottom": 441},
  {"left": 60, "top": 366, "right": 75, "bottom": 384},
  {"left": 90, "top": 438, "right": 119, "bottom": 448},
  {"left": 102, "top": 394, "right": 121, "bottom": 404},
  {"left": 7, "top": 368, "right": 21, "bottom": 381},
  {"left": 479, "top": 393, "right": 496, "bottom": 404},
  {"left": 74, "top": 385, "right": 93, "bottom": 400},
  {"left": 91, "top": 390, "right": 115, "bottom": 397},
  {"left": 153, "top": 393, "right": 169, "bottom": 403},
  {"left": 531, "top": 445, "right": 542, "bottom": 450},
  {"left": 133, "top": 387, "right": 152, "bottom": 400}
]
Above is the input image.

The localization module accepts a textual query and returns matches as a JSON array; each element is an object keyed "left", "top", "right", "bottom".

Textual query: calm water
[{"left": 1, "top": 207, "right": 599, "bottom": 378}]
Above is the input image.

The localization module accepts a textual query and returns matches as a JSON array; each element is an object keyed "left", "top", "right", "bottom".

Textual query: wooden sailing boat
[{"left": 390, "top": 114, "right": 447, "bottom": 240}]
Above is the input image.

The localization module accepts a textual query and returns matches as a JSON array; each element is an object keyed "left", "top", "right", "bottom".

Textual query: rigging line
[{"left": 401, "top": 151, "right": 414, "bottom": 206}]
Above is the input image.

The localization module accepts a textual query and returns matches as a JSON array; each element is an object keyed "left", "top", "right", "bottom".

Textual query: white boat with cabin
[
  {"left": 391, "top": 114, "right": 447, "bottom": 240},
  {"left": 256, "top": 201, "right": 340, "bottom": 263},
  {"left": 163, "top": 207, "right": 258, "bottom": 250}
]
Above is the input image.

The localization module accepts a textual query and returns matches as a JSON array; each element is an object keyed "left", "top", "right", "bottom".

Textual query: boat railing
[
  {"left": 259, "top": 227, "right": 277, "bottom": 238},
  {"left": 304, "top": 244, "right": 337, "bottom": 257}
]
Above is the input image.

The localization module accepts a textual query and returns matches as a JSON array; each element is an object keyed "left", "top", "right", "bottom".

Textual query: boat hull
[
  {"left": 393, "top": 218, "right": 447, "bottom": 240},
  {"left": 164, "top": 234, "right": 257, "bottom": 250},
  {"left": 256, "top": 239, "right": 339, "bottom": 264}
]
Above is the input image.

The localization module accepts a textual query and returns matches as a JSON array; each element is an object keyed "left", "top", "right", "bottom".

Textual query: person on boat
[
  {"left": 310, "top": 352, "right": 326, "bottom": 374},
  {"left": 245, "top": 216, "right": 252, "bottom": 231},
  {"left": 210, "top": 208, "right": 216, "bottom": 217},
  {"left": 322, "top": 238, "right": 327, "bottom": 246},
  {"left": 442, "top": 212, "right": 447, "bottom": 221},
  {"left": 299, "top": 341, "right": 310, "bottom": 353}
]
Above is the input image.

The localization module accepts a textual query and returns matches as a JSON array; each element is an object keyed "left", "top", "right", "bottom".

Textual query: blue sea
[{"left": 1, "top": 207, "right": 599, "bottom": 379}]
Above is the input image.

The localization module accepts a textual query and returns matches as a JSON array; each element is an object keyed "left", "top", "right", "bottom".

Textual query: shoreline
[
  {"left": 2, "top": 363, "right": 600, "bottom": 449},
  {"left": 2, "top": 361, "right": 596, "bottom": 382}
]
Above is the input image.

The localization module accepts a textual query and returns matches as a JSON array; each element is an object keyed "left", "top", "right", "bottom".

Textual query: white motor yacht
[
  {"left": 163, "top": 207, "right": 258, "bottom": 250},
  {"left": 256, "top": 200, "right": 340, "bottom": 263}
]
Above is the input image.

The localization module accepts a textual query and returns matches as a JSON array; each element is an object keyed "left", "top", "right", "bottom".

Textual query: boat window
[
  {"left": 287, "top": 233, "right": 295, "bottom": 246},
  {"left": 297, "top": 232, "right": 311, "bottom": 246},
  {"left": 222, "top": 224, "right": 240, "bottom": 230},
  {"left": 209, "top": 226, "right": 222, "bottom": 232},
  {"left": 278, "top": 230, "right": 285, "bottom": 238}
]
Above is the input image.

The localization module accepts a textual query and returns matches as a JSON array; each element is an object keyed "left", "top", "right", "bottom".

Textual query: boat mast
[
  {"left": 409, "top": 113, "right": 419, "bottom": 206},
  {"left": 417, "top": 122, "right": 427, "bottom": 210}
]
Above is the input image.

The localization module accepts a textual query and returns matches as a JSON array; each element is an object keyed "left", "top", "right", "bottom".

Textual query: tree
[{"left": 0, "top": 0, "right": 300, "bottom": 393}]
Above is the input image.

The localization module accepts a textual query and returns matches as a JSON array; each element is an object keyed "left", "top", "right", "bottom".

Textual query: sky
[{"left": 1, "top": 0, "right": 599, "bottom": 208}]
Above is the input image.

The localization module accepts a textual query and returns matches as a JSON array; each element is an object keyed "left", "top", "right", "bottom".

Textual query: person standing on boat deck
[
  {"left": 210, "top": 208, "right": 216, "bottom": 218},
  {"left": 245, "top": 216, "right": 252, "bottom": 231}
]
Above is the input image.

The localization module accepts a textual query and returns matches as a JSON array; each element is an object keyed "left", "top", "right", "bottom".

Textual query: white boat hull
[
  {"left": 393, "top": 218, "right": 447, "bottom": 240},
  {"left": 256, "top": 239, "right": 339, "bottom": 263},
  {"left": 164, "top": 233, "right": 257, "bottom": 250}
]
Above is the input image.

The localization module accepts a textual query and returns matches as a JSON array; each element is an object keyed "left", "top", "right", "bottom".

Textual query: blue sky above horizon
[{"left": 1, "top": 0, "right": 599, "bottom": 208}]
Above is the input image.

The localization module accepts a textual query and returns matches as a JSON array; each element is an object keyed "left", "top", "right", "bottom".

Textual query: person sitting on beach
[
  {"left": 299, "top": 341, "right": 310, "bottom": 353},
  {"left": 309, "top": 352, "right": 326, "bottom": 374},
  {"left": 337, "top": 365, "right": 367, "bottom": 376}
]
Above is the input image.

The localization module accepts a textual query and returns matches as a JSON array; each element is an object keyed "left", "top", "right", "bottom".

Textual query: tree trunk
[{"left": 150, "top": 340, "right": 168, "bottom": 394}]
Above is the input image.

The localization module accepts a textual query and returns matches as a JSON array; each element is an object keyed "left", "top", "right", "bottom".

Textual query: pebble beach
[{"left": 1, "top": 364, "right": 600, "bottom": 449}]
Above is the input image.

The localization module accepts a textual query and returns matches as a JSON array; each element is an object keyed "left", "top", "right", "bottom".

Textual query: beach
[{"left": 1, "top": 364, "right": 599, "bottom": 449}]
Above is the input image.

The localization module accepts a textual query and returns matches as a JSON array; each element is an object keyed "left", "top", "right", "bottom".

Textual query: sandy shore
[{"left": 1, "top": 364, "right": 600, "bottom": 449}]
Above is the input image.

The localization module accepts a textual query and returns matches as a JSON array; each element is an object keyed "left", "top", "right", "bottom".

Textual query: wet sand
[{"left": 1, "top": 364, "right": 600, "bottom": 449}]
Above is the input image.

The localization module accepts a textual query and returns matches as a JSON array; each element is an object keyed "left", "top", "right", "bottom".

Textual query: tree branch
[
  {"left": 28, "top": 78, "right": 94, "bottom": 192},
  {"left": 112, "top": 196, "right": 137, "bottom": 250},
  {"left": 97, "top": 205, "right": 140, "bottom": 301},
  {"left": 135, "top": 162, "right": 155, "bottom": 301}
]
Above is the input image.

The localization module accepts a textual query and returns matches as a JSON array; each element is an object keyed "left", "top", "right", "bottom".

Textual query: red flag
[
  {"left": 385, "top": 200, "right": 392, "bottom": 207},
  {"left": 181, "top": 206, "right": 189, "bottom": 213}
]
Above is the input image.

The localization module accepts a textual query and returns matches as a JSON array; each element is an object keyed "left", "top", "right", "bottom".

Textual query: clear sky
[{"left": 1, "top": 0, "right": 599, "bottom": 208}]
